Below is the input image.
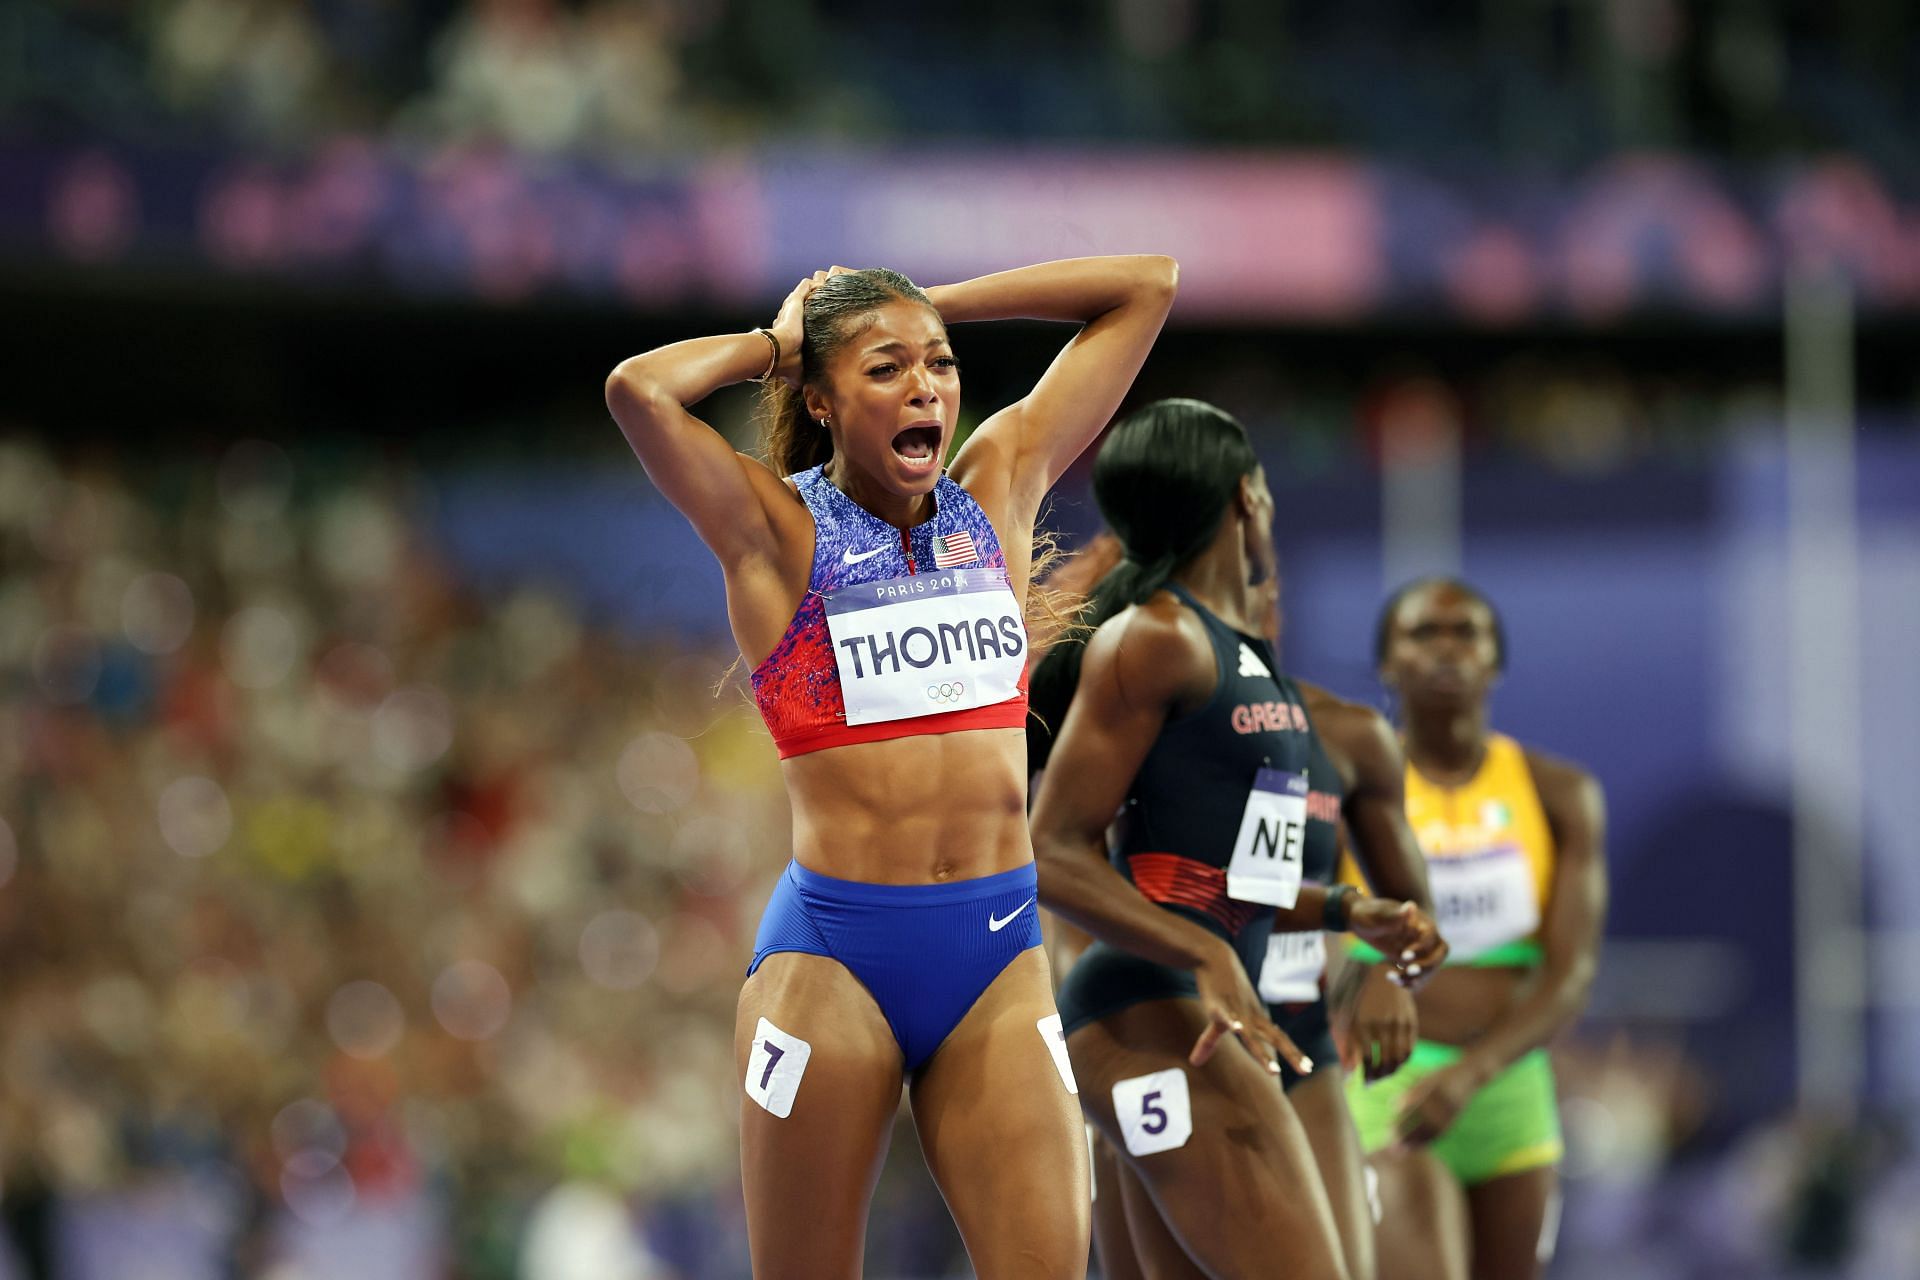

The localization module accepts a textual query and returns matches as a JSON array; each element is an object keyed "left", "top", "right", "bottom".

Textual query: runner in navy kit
[
  {"left": 1028, "top": 399, "right": 1444, "bottom": 1279},
  {"left": 605, "top": 256, "right": 1177, "bottom": 1279}
]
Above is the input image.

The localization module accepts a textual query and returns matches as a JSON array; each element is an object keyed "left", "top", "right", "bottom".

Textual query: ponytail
[
  {"left": 1028, "top": 553, "right": 1181, "bottom": 770},
  {"left": 1026, "top": 399, "right": 1259, "bottom": 771},
  {"left": 758, "top": 381, "right": 834, "bottom": 477}
]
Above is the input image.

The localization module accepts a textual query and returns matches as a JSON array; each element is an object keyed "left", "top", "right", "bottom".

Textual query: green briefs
[{"left": 1345, "top": 1041, "right": 1563, "bottom": 1186}]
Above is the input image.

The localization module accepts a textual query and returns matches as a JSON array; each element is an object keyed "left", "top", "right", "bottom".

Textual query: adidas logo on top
[{"left": 1237, "top": 643, "right": 1271, "bottom": 679}]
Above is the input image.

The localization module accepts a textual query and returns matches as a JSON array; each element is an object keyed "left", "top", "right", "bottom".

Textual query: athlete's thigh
[
  {"left": 1110, "top": 1150, "right": 1206, "bottom": 1280},
  {"left": 1290, "top": 1064, "right": 1377, "bottom": 1280},
  {"left": 1466, "top": 1166, "right": 1559, "bottom": 1280},
  {"left": 909, "top": 947, "right": 1090, "bottom": 1280},
  {"left": 1370, "top": 1148, "right": 1469, "bottom": 1280},
  {"left": 1090, "top": 1128, "right": 1151, "bottom": 1280},
  {"left": 736, "top": 952, "right": 904, "bottom": 1280},
  {"left": 1070, "top": 998, "right": 1348, "bottom": 1280}
]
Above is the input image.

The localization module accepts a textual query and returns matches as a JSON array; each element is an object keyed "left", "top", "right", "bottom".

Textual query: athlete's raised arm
[
  {"left": 1397, "top": 753, "right": 1607, "bottom": 1145},
  {"left": 1031, "top": 601, "right": 1308, "bottom": 1076},
  {"left": 941, "top": 255, "right": 1178, "bottom": 521},
  {"left": 603, "top": 273, "right": 827, "bottom": 567}
]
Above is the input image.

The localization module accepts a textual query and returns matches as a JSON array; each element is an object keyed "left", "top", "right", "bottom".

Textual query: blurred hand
[
  {"left": 1191, "top": 942, "right": 1313, "bottom": 1078},
  {"left": 1345, "top": 964, "right": 1418, "bottom": 1082},
  {"left": 1350, "top": 897, "right": 1447, "bottom": 990},
  {"left": 1395, "top": 1059, "right": 1485, "bottom": 1146}
]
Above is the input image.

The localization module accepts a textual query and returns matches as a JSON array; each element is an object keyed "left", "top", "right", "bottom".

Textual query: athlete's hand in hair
[
  {"left": 1349, "top": 898, "right": 1448, "bottom": 990},
  {"left": 1192, "top": 944, "right": 1313, "bottom": 1078},
  {"left": 1395, "top": 1059, "right": 1486, "bottom": 1147},
  {"left": 1344, "top": 965, "right": 1418, "bottom": 1083},
  {"left": 765, "top": 268, "right": 855, "bottom": 387}
]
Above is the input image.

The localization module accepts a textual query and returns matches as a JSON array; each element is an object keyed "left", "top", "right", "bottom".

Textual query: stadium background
[{"left": 4, "top": 2, "right": 1918, "bottom": 1276}]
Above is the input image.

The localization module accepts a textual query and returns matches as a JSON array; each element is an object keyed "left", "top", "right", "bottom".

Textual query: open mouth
[{"left": 892, "top": 424, "right": 941, "bottom": 468}]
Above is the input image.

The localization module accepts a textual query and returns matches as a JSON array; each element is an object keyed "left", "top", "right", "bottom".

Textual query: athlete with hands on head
[{"left": 606, "top": 254, "right": 1178, "bottom": 1280}]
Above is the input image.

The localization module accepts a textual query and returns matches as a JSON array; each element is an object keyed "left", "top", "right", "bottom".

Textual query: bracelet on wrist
[
  {"left": 1322, "top": 884, "right": 1356, "bottom": 932},
  {"left": 753, "top": 327, "right": 781, "bottom": 381}
]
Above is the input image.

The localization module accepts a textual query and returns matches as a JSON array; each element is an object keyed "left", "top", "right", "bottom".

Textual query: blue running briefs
[{"left": 749, "top": 860, "right": 1043, "bottom": 1071}]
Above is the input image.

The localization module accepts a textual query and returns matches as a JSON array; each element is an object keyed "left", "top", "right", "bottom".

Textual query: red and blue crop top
[{"left": 749, "top": 466, "right": 1031, "bottom": 759}]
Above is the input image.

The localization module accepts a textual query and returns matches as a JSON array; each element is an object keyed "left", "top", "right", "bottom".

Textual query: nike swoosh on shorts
[{"left": 988, "top": 898, "right": 1034, "bottom": 932}]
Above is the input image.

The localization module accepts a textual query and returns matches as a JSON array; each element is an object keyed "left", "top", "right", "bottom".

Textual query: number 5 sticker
[
  {"left": 1111, "top": 1068, "right": 1192, "bottom": 1157},
  {"left": 745, "top": 1017, "right": 812, "bottom": 1118}
]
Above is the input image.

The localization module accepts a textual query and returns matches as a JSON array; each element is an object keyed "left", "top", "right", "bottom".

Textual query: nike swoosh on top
[
  {"left": 988, "top": 898, "right": 1034, "bottom": 932},
  {"left": 841, "top": 546, "right": 885, "bottom": 565}
]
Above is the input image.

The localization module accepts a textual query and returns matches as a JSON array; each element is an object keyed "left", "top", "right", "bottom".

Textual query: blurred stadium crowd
[
  {"left": 9, "top": 0, "right": 1918, "bottom": 168},
  {"left": 0, "top": 438, "right": 813, "bottom": 1277}
]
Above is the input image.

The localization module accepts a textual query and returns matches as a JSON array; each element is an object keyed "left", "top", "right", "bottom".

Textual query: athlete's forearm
[
  {"left": 1266, "top": 886, "right": 1330, "bottom": 933},
  {"left": 926, "top": 255, "right": 1177, "bottom": 326},
  {"left": 1034, "top": 836, "right": 1226, "bottom": 972},
  {"left": 1354, "top": 839, "right": 1431, "bottom": 914},
  {"left": 1346, "top": 801, "right": 1433, "bottom": 914},
  {"left": 1461, "top": 759, "right": 1607, "bottom": 1081},
  {"left": 608, "top": 331, "right": 775, "bottom": 414}
]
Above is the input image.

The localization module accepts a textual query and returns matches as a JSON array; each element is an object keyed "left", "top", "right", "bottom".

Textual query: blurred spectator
[
  {"left": 8, "top": 0, "right": 1919, "bottom": 170},
  {"left": 0, "top": 436, "right": 789, "bottom": 1277},
  {"left": 152, "top": 0, "right": 337, "bottom": 145},
  {"left": 412, "top": 0, "right": 591, "bottom": 153}
]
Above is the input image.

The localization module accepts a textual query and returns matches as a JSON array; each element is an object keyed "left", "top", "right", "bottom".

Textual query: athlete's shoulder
[
  {"left": 1089, "top": 591, "right": 1205, "bottom": 662},
  {"left": 1519, "top": 744, "right": 1606, "bottom": 823},
  {"left": 1298, "top": 680, "right": 1400, "bottom": 779},
  {"left": 755, "top": 454, "right": 815, "bottom": 517},
  {"left": 1298, "top": 680, "right": 1389, "bottom": 738},
  {"left": 943, "top": 434, "right": 1016, "bottom": 523},
  {"left": 1083, "top": 592, "right": 1214, "bottom": 710}
]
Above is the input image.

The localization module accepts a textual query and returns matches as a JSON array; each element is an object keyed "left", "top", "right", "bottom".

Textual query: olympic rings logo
[{"left": 926, "top": 681, "right": 967, "bottom": 704}]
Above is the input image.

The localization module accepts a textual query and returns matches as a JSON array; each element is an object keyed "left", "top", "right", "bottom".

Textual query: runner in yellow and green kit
[{"left": 1339, "top": 579, "right": 1608, "bottom": 1280}]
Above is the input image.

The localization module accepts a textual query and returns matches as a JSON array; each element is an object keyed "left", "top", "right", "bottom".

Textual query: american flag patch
[{"left": 932, "top": 531, "right": 978, "bottom": 568}]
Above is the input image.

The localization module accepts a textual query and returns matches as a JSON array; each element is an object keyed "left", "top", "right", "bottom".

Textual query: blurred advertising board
[{"left": 4, "top": 140, "right": 1916, "bottom": 319}]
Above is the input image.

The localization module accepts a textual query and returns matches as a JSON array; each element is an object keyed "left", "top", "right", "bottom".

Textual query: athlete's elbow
[
  {"left": 604, "top": 362, "right": 668, "bottom": 424},
  {"left": 1553, "top": 953, "right": 1600, "bottom": 1015},
  {"left": 1135, "top": 254, "right": 1179, "bottom": 305},
  {"left": 1029, "top": 834, "right": 1081, "bottom": 895}
]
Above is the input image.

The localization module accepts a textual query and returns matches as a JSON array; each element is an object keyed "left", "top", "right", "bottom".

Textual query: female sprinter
[
  {"left": 1346, "top": 578, "right": 1608, "bottom": 1280},
  {"left": 604, "top": 255, "right": 1178, "bottom": 1279},
  {"left": 1027, "top": 399, "right": 1444, "bottom": 1280},
  {"left": 1034, "top": 545, "right": 1438, "bottom": 1280}
]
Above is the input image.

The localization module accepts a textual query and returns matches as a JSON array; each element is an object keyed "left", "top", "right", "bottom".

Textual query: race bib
[
  {"left": 1112, "top": 1068, "right": 1192, "bottom": 1157},
  {"left": 1258, "top": 929, "right": 1327, "bottom": 1003},
  {"left": 1226, "top": 768, "right": 1307, "bottom": 907},
  {"left": 822, "top": 567, "right": 1027, "bottom": 727},
  {"left": 1428, "top": 845, "right": 1539, "bottom": 962},
  {"left": 744, "top": 1017, "right": 812, "bottom": 1119}
]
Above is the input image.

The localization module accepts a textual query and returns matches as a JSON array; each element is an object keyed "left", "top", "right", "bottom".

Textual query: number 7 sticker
[
  {"left": 745, "top": 1017, "right": 812, "bottom": 1118},
  {"left": 1111, "top": 1068, "right": 1192, "bottom": 1157}
]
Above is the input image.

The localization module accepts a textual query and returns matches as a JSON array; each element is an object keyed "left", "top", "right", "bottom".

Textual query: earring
[{"left": 819, "top": 415, "right": 831, "bottom": 428}]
